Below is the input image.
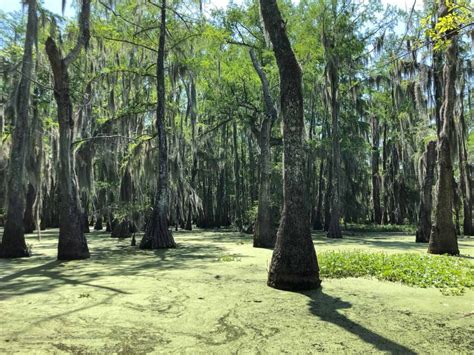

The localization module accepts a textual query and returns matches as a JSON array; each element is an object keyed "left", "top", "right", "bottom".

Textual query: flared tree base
[
  {"left": 57, "top": 230, "right": 90, "bottom": 261},
  {"left": 57, "top": 250, "right": 90, "bottom": 261},
  {"left": 111, "top": 220, "right": 132, "bottom": 238},
  {"left": 0, "top": 246, "right": 30, "bottom": 258},
  {"left": 428, "top": 225, "right": 459, "bottom": 255},
  {"left": 253, "top": 242, "right": 275, "bottom": 249},
  {"left": 312, "top": 221, "right": 323, "bottom": 231},
  {"left": 327, "top": 225, "right": 342, "bottom": 239},
  {"left": 415, "top": 230, "right": 429, "bottom": 243},
  {"left": 267, "top": 227, "right": 321, "bottom": 291},
  {"left": 253, "top": 220, "right": 276, "bottom": 249},
  {"left": 268, "top": 272, "right": 321, "bottom": 291},
  {"left": 140, "top": 215, "right": 176, "bottom": 249},
  {"left": 139, "top": 231, "right": 176, "bottom": 249},
  {"left": 1, "top": 225, "right": 30, "bottom": 258},
  {"left": 94, "top": 217, "right": 103, "bottom": 231},
  {"left": 253, "top": 238, "right": 275, "bottom": 249}
]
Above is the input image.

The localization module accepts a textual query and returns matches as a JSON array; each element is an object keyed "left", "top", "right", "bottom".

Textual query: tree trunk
[
  {"left": 370, "top": 115, "right": 382, "bottom": 224},
  {"left": 457, "top": 77, "right": 472, "bottom": 235},
  {"left": 232, "top": 120, "right": 243, "bottom": 231},
  {"left": 253, "top": 116, "right": 274, "bottom": 247},
  {"left": 381, "top": 123, "right": 389, "bottom": 224},
  {"left": 31, "top": 86, "right": 43, "bottom": 236},
  {"left": 24, "top": 84, "right": 41, "bottom": 235},
  {"left": 185, "top": 74, "right": 198, "bottom": 231},
  {"left": 111, "top": 219, "right": 132, "bottom": 238},
  {"left": 248, "top": 134, "right": 258, "bottom": 204},
  {"left": 260, "top": 0, "right": 320, "bottom": 291},
  {"left": 140, "top": 0, "right": 175, "bottom": 249},
  {"left": 326, "top": 54, "right": 342, "bottom": 239},
  {"left": 416, "top": 141, "right": 436, "bottom": 243},
  {"left": 249, "top": 49, "right": 277, "bottom": 248},
  {"left": 45, "top": 0, "right": 91, "bottom": 260},
  {"left": 23, "top": 184, "right": 36, "bottom": 233},
  {"left": 313, "top": 160, "right": 324, "bottom": 230},
  {"left": 94, "top": 216, "right": 103, "bottom": 230},
  {"left": 215, "top": 125, "right": 228, "bottom": 227},
  {"left": 323, "top": 158, "right": 332, "bottom": 231},
  {"left": 1, "top": 0, "right": 37, "bottom": 258},
  {"left": 433, "top": 51, "right": 443, "bottom": 137},
  {"left": 429, "top": 1, "right": 459, "bottom": 255}
]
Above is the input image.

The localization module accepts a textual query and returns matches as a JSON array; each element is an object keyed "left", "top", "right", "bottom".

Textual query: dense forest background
[{"left": 0, "top": 0, "right": 472, "bottom": 262}]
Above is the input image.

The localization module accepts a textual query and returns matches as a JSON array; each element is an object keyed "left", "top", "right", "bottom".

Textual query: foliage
[
  {"left": 319, "top": 251, "right": 474, "bottom": 294},
  {"left": 421, "top": 0, "right": 473, "bottom": 50}
]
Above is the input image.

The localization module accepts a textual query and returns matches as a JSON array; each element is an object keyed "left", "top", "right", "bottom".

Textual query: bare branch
[{"left": 64, "top": 0, "right": 91, "bottom": 66}]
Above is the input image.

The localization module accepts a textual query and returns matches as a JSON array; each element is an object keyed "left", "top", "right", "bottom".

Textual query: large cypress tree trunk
[
  {"left": 140, "top": 0, "right": 175, "bottom": 249},
  {"left": 416, "top": 141, "right": 436, "bottom": 243},
  {"left": 260, "top": 0, "right": 320, "bottom": 291},
  {"left": 381, "top": 123, "right": 389, "bottom": 224},
  {"left": 428, "top": 0, "right": 459, "bottom": 255},
  {"left": 23, "top": 85, "right": 42, "bottom": 235},
  {"left": 215, "top": 125, "right": 230, "bottom": 227},
  {"left": 1, "top": 0, "right": 37, "bottom": 258},
  {"left": 322, "top": 23, "right": 342, "bottom": 238},
  {"left": 248, "top": 134, "right": 258, "bottom": 204},
  {"left": 249, "top": 49, "right": 277, "bottom": 248},
  {"left": 457, "top": 78, "right": 472, "bottom": 235},
  {"left": 370, "top": 115, "right": 382, "bottom": 224},
  {"left": 313, "top": 160, "right": 324, "bottom": 230},
  {"left": 45, "top": 0, "right": 91, "bottom": 260},
  {"left": 23, "top": 184, "right": 36, "bottom": 234},
  {"left": 253, "top": 116, "right": 274, "bottom": 247},
  {"left": 326, "top": 61, "right": 342, "bottom": 238},
  {"left": 232, "top": 120, "right": 243, "bottom": 231},
  {"left": 388, "top": 145, "right": 401, "bottom": 224},
  {"left": 112, "top": 168, "right": 133, "bottom": 238},
  {"left": 433, "top": 52, "right": 443, "bottom": 137},
  {"left": 185, "top": 74, "right": 197, "bottom": 231}
]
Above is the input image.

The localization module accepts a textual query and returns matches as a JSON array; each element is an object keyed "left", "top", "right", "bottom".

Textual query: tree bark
[
  {"left": 140, "top": 0, "right": 175, "bottom": 249},
  {"left": 25, "top": 86, "right": 43, "bottom": 235},
  {"left": 433, "top": 51, "right": 443, "bottom": 137},
  {"left": 1, "top": 0, "right": 37, "bottom": 258},
  {"left": 232, "top": 120, "right": 243, "bottom": 231},
  {"left": 313, "top": 160, "right": 324, "bottom": 230},
  {"left": 326, "top": 54, "right": 342, "bottom": 238},
  {"left": 381, "top": 123, "right": 389, "bottom": 224},
  {"left": 94, "top": 216, "right": 103, "bottom": 230},
  {"left": 249, "top": 49, "right": 277, "bottom": 248},
  {"left": 45, "top": 0, "right": 91, "bottom": 260},
  {"left": 23, "top": 184, "right": 36, "bottom": 233},
  {"left": 185, "top": 74, "right": 198, "bottom": 230},
  {"left": 370, "top": 115, "right": 382, "bottom": 224},
  {"left": 216, "top": 125, "right": 229, "bottom": 227},
  {"left": 428, "top": 0, "right": 459, "bottom": 255},
  {"left": 260, "top": 0, "right": 320, "bottom": 291},
  {"left": 457, "top": 77, "right": 472, "bottom": 235},
  {"left": 416, "top": 141, "right": 436, "bottom": 242},
  {"left": 323, "top": 158, "right": 332, "bottom": 231}
]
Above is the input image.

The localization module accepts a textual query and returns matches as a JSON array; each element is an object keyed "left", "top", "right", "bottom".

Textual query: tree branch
[{"left": 64, "top": 0, "right": 91, "bottom": 66}]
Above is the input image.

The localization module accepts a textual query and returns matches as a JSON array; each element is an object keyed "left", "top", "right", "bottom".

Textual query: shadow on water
[
  {"left": 0, "top": 238, "right": 238, "bottom": 301},
  {"left": 302, "top": 288, "right": 416, "bottom": 354}
]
